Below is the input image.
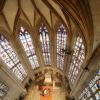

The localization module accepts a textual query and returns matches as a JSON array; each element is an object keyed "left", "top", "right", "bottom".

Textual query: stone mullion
[
  {"left": 50, "top": 13, "right": 57, "bottom": 68},
  {"left": 30, "top": 27, "right": 44, "bottom": 68}
]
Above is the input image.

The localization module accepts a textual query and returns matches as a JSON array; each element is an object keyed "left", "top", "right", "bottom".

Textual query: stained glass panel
[
  {"left": 39, "top": 23, "right": 51, "bottom": 65},
  {"left": 79, "top": 87, "right": 91, "bottom": 100},
  {"left": 0, "top": 81, "right": 8, "bottom": 97},
  {"left": 57, "top": 24, "right": 67, "bottom": 69},
  {"left": 68, "top": 36, "right": 85, "bottom": 84},
  {"left": 19, "top": 27, "right": 39, "bottom": 69},
  {"left": 79, "top": 70, "right": 100, "bottom": 100},
  {"left": 0, "top": 35, "right": 27, "bottom": 81}
]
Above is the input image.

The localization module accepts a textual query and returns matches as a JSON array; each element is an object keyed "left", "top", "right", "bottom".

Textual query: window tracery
[
  {"left": 79, "top": 70, "right": 100, "bottom": 100},
  {"left": 56, "top": 24, "right": 67, "bottom": 69},
  {"left": 19, "top": 26, "right": 39, "bottom": 69},
  {"left": 39, "top": 23, "right": 51, "bottom": 65},
  {"left": 68, "top": 36, "right": 85, "bottom": 84},
  {"left": 0, "top": 35, "right": 27, "bottom": 81},
  {"left": 79, "top": 87, "right": 91, "bottom": 100}
]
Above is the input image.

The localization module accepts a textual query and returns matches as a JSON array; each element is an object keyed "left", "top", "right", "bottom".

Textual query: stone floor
[{"left": 24, "top": 85, "right": 40, "bottom": 100}]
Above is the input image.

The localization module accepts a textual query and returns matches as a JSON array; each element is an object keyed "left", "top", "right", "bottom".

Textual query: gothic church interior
[{"left": 0, "top": 0, "right": 100, "bottom": 100}]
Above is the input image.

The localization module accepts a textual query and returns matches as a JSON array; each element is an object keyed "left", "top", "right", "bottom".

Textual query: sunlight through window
[
  {"left": 19, "top": 27, "right": 39, "bottom": 69},
  {"left": 39, "top": 23, "right": 51, "bottom": 65},
  {"left": 68, "top": 36, "right": 85, "bottom": 84},
  {"left": 0, "top": 35, "right": 27, "bottom": 81},
  {"left": 57, "top": 24, "right": 67, "bottom": 69}
]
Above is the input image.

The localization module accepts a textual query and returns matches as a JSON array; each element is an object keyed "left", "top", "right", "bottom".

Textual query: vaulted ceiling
[{"left": 0, "top": 0, "right": 96, "bottom": 99}]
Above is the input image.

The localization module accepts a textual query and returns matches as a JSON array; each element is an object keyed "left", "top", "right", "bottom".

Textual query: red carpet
[{"left": 40, "top": 86, "right": 52, "bottom": 100}]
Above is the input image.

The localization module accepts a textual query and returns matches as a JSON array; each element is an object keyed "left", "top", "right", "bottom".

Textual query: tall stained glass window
[
  {"left": 0, "top": 80, "right": 8, "bottom": 98},
  {"left": 39, "top": 23, "right": 51, "bottom": 65},
  {"left": 57, "top": 24, "right": 67, "bottom": 69},
  {"left": 68, "top": 36, "right": 85, "bottom": 84},
  {"left": 78, "top": 70, "right": 100, "bottom": 100},
  {"left": 0, "top": 35, "right": 27, "bottom": 81},
  {"left": 19, "top": 27, "right": 39, "bottom": 69}
]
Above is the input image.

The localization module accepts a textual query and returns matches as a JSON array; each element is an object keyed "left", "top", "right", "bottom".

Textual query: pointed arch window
[
  {"left": 57, "top": 24, "right": 67, "bottom": 69},
  {"left": 19, "top": 27, "right": 39, "bottom": 69},
  {"left": 78, "top": 70, "right": 100, "bottom": 100},
  {"left": 39, "top": 23, "right": 51, "bottom": 65},
  {"left": 68, "top": 36, "right": 85, "bottom": 84},
  {"left": 0, "top": 80, "right": 8, "bottom": 98},
  {"left": 0, "top": 35, "right": 27, "bottom": 81}
]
